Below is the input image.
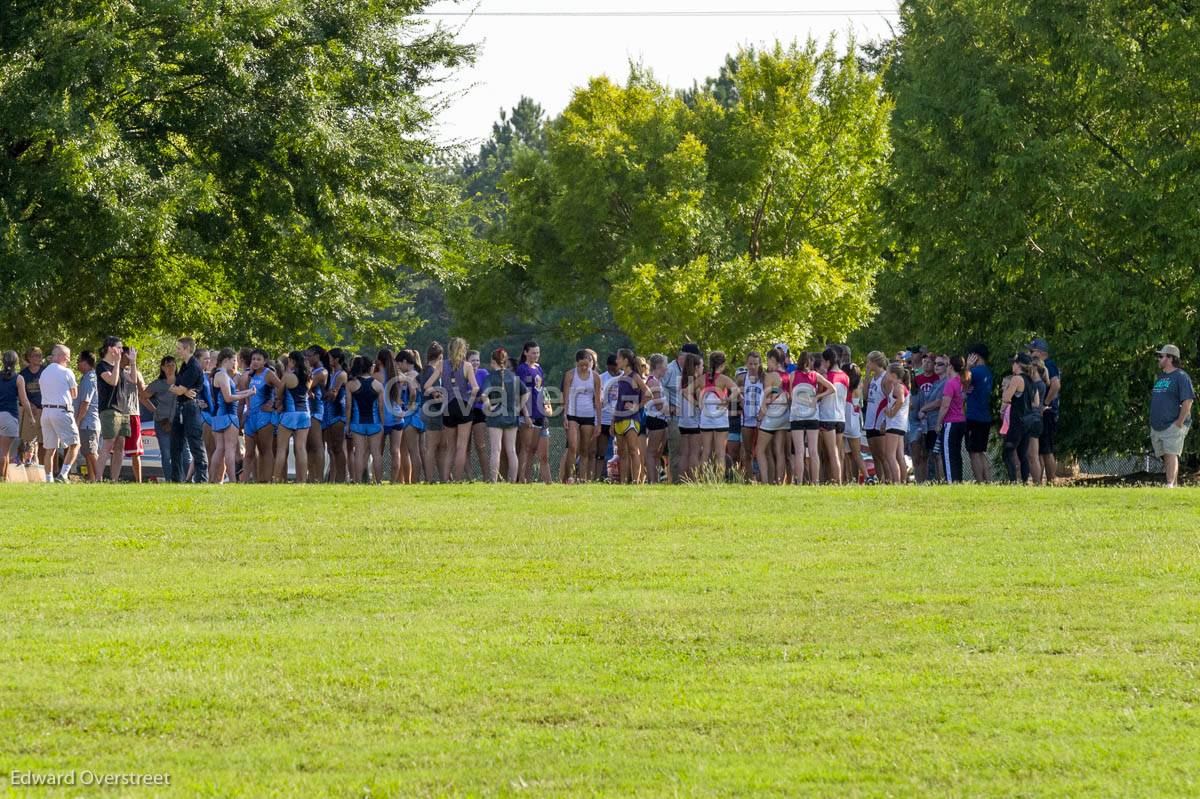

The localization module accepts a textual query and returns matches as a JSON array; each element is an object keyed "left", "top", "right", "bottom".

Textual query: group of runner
[{"left": 0, "top": 333, "right": 1119, "bottom": 486}]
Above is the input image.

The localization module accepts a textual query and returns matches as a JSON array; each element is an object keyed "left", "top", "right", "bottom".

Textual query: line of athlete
[{"left": 160, "top": 338, "right": 916, "bottom": 485}]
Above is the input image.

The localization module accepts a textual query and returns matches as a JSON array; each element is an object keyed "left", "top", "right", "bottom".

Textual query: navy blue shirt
[
  {"left": 1044, "top": 359, "right": 1061, "bottom": 413},
  {"left": 965, "top": 364, "right": 993, "bottom": 422}
]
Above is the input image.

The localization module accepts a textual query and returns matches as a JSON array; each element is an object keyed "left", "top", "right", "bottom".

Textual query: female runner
[
  {"left": 397, "top": 349, "right": 424, "bottom": 483},
  {"left": 676, "top": 352, "right": 704, "bottom": 480},
  {"left": 345, "top": 355, "right": 385, "bottom": 483},
  {"left": 273, "top": 351, "right": 311, "bottom": 483},
  {"left": 419, "top": 342, "right": 448, "bottom": 483},
  {"left": 516, "top": 341, "right": 551, "bottom": 484},
  {"left": 375, "top": 348, "right": 406, "bottom": 484},
  {"left": 754, "top": 348, "right": 790, "bottom": 484},
  {"left": 612, "top": 348, "right": 649, "bottom": 484},
  {"left": 738, "top": 352, "right": 764, "bottom": 481},
  {"left": 789, "top": 351, "right": 834, "bottom": 486},
  {"left": 243, "top": 349, "right": 280, "bottom": 483},
  {"left": 209, "top": 348, "right": 253, "bottom": 484},
  {"left": 879, "top": 363, "right": 911, "bottom": 484},
  {"left": 644, "top": 354, "right": 670, "bottom": 483},
  {"left": 698, "top": 352, "right": 739, "bottom": 472},
  {"left": 560, "top": 349, "right": 602, "bottom": 483},
  {"left": 322, "top": 348, "right": 349, "bottom": 483},
  {"left": 305, "top": 346, "right": 329, "bottom": 482},
  {"left": 438, "top": 337, "right": 480, "bottom": 482}
]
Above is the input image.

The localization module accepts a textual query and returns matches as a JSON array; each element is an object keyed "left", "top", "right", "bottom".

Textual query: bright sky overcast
[{"left": 422, "top": 0, "right": 900, "bottom": 148}]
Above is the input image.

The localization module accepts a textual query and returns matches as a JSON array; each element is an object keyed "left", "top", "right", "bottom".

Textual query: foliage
[
  {"left": 874, "top": 0, "right": 1200, "bottom": 457},
  {"left": 453, "top": 40, "right": 893, "bottom": 357},
  {"left": 0, "top": 0, "right": 481, "bottom": 351}
]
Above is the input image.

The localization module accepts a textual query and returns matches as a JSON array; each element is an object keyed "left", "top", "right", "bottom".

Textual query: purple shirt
[
  {"left": 473, "top": 367, "right": 489, "bottom": 410},
  {"left": 516, "top": 363, "right": 545, "bottom": 420}
]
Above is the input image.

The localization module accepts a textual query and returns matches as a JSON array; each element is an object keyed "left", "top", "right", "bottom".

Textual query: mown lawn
[{"left": 1, "top": 484, "right": 1198, "bottom": 797}]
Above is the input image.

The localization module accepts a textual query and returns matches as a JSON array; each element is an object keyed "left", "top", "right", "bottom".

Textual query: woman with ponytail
[
  {"left": 322, "top": 348, "right": 349, "bottom": 483},
  {"left": 788, "top": 351, "right": 834, "bottom": 486},
  {"left": 483, "top": 347, "right": 527, "bottom": 482},
  {"left": 273, "top": 351, "right": 312, "bottom": 483},
  {"left": 697, "top": 351, "right": 739, "bottom": 474},
  {"left": 346, "top": 355, "right": 385, "bottom": 483},
  {"left": 879, "top": 363, "right": 911, "bottom": 484},
  {"left": 304, "top": 346, "right": 330, "bottom": 482},
  {"left": 516, "top": 341, "right": 551, "bottom": 484},
  {"left": 209, "top": 348, "right": 253, "bottom": 484}
]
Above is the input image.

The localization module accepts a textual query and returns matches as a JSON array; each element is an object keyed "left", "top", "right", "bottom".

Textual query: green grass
[{"left": 2, "top": 484, "right": 1199, "bottom": 797}]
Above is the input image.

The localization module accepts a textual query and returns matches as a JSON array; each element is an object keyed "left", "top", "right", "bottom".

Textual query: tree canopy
[
  {"left": 450, "top": 40, "right": 893, "bottom": 356},
  {"left": 873, "top": 0, "right": 1200, "bottom": 456},
  {"left": 1, "top": 0, "right": 480, "bottom": 349}
]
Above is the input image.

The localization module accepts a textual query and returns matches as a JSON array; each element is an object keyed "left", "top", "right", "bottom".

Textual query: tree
[
  {"left": 456, "top": 40, "right": 892, "bottom": 358},
  {"left": 0, "top": 0, "right": 480, "bottom": 350},
  {"left": 876, "top": 0, "right": 1200, "bottom": 458}
]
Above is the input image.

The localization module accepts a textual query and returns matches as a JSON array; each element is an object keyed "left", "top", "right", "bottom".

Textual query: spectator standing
[
  {"left": 169, "top": 337, "right": 208, "bottom": 482},
  {"left": 38, "top": 344, "right": 80, "bottom": 483},
  {"left": 1028, "top": 338, "right": 1061, "bottom": 483},
  {"left": 123, "top": 348, "right": 148, "bottom": 483},
  {"left": 16, "top": 346, "right": 45, "bottom": 465},
  {"left": 1149, "top": 345, "right": 1194, "bottom": 489},
  {"left": 74, "top": 351, "right": 101, "bottom": 482},
  {"left": 964, "top": 344, "right": 993, "bottom": 482},
  {"left": 0, "top": 351, "right": 21, "bottom": 480},
  {"left": 144, "top": 356, "right": 188, "bottom": 483},
  {"left": 96, "top": 337, "right": 132, "bottom": 482}
]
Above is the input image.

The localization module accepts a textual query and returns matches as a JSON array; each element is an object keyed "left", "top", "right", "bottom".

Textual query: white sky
[{"left": 422, "top": 0, "right": 900, "bottom": 149}]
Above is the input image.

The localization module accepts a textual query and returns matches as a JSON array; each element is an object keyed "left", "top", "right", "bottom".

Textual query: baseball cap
[
  {"left": 773, "top": 342, "right": 790, "bottom": 355},
  {"left": 681, "top": 343, "right": 701, "bottom": 356},
  {"left": 1012, "top": 352, "right": 1032, "bottom": 365},
  {"left": 1028, "top": 338, "right": 1050, "bottom": 353},
  {"left": 1156, "top": 344, "right": 1181, "bottom": 358}
]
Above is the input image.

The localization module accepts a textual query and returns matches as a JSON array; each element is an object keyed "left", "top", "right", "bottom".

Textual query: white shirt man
[{"left": 38, "top": 344, "right": 80, "bottom": 483}]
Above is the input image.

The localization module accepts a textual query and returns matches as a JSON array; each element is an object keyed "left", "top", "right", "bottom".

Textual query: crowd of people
[{"left": 0, "top": 335, "right": 1193, "bottom": 487}]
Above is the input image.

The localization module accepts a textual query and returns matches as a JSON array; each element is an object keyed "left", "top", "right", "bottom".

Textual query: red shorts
[{"left": 124, "top": 415, "right": 144, "bottom": 456}]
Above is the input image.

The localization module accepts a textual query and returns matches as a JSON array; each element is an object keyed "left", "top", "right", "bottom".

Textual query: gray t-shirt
[
  {"left": 145, "top": 377, "right": 179, "bottom": 423},
  {"left": 662, "top": 359, "right": 683, "bottom": 416},
  {"left": 75, "top": 370, "right": 101, "bottom": 431},
  {"left": 1150, "top": 369, "right": 1195, "bottom": 431}
]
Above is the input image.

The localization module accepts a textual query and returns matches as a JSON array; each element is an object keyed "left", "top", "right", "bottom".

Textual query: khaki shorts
[
  {"left": 1151, "top": 423, "right": 1189, "bottom": 458},
  {"left": 20, "top": 406, "right": 41, "bottom": 445},
  {"left": 79, "top": 427, "right": 100, "bottom": 456},
  {"left": 40, "top": 408, "right": 80, "bottom": 449},
  {"left": 100, "top": 409, "right": 131, "bottom": 441}
]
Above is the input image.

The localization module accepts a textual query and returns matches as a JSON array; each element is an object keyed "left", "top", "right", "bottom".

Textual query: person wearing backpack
[{"left": 1001, "top": 353, "right": 1043, "bottom": 483}]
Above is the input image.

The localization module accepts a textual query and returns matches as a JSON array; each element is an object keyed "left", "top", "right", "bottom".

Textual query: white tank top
[
  {"left": 645, "top": 376, "right": 667, "bottom": 420},
  {"left": 819, "top": 372, "right": 847, "bottom": 423},
  {"left": 885, "top": 386, "right": 910, "bottom": 432},
  {"left": 865, "top": 373, "right": 886, "bottom": 431},
  {"left": 679, "top": 384, "right": 701, "bottom": 429},
  {"left": 740, "top": 374, "right": 763, "bottom": 427},
  {"left": 600, "top": 371, "right": 620, "bottom": 425},
  {"left": 567, "top": 367, "right": 596, "bottom": 419},
  {"left": 699, "top": 378, "right": 728, "bottom": 429}
]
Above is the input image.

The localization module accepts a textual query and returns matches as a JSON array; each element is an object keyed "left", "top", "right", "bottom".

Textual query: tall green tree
[
  {"left": 453, "top": 40, "right": 892, "bottom": 357},
  {"left": 878, "top": 0, "right": 1200, "bottom": 457},
  {"left": 0, "top": 0, "right": 479, "bottom": 349}
]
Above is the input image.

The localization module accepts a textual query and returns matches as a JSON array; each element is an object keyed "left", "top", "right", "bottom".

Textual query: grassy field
[{"left": 2, "top": 484, "right": 1199, "bottom": 797}]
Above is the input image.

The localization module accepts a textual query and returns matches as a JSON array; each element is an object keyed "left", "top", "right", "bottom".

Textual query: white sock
[
  {"left": 59, "top": 466, "right": 71, "bottom": 479},
  {"left": 45, "top": 473, "right": 54, "bottom": 483}
]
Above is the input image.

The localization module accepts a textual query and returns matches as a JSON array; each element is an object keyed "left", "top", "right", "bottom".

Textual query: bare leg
[
  {"left": 369, "top": 432, "right": 383, "bottom": 483},
  {"left": 560, "top": 422, "right": 579, "bottom": 483},
  {"left": 306, "top": 419, "right": 324, "bottom": 482},
  {"left": 537, "top": 432, "right": 551, "bottom": 484},
  {"left": 503, "top": 427, "right": 519, "bottom": 483},
  {"left": 820, "top": 430, "right": 842, "bottom": 485},
  {"left": 254, "top": 427, "right": 275, "bottom": 483}
]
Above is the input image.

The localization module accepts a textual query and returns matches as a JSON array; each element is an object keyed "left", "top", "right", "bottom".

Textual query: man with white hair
[{"left": 38, "top": 344, "right": 80, "bottom": 483}]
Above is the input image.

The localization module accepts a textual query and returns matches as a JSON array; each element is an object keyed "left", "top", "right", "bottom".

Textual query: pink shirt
[{"left": 942, "top": 375, "right": 966, "bottom": 423}]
